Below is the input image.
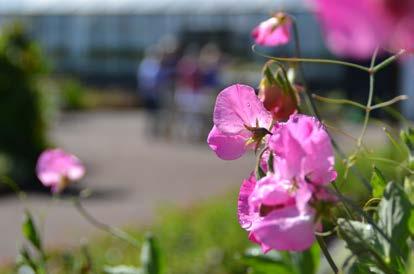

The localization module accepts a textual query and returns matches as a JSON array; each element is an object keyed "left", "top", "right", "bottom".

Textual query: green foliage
[
  {"left": 0, "top": 23, "right": 48, "bottom": 188},
  {"left": 104, "top": 265, "right": 143, "bottom": 274},
  {"left": 140, "top": 233, "right": 161, "bottom": 274},
  {"left": 371, "top": 167, "right": 387, "bottom": 198},
  {"left": 240, "top": 244, "right": 320, "bottom": 274},
  {"left": 17, "top": 211, "right": 47, "bottom": 274},
  {"left": 22, "top": 211, "right": 42, "bottom": 251},
  {"left": 338, "top": 182, "right": 413, "bottom": 273},
  {"left": 59, "top": 78, "right": 86, "bottom": 110}
]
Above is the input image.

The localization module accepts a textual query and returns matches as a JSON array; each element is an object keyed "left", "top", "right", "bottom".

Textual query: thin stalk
[
  {"left": 316, "top": 236, "right": 338, "bottom": 274},
  {"left": 73, "top": 199, "right": 141, "bottom": 249},
  {"left": 251, "top": 45, "right": 370, "bottom": 73},
  {"left": 357, "top": 48, "right": 379, "bottom": 147},
  {"left": 366, "top": 156, "right": 414, "bottom": 174},
  {"left": 290, "top": 18, "right": 372, "bottom": 191},
  {"left": 312, "top": 94, "right": 367, "bottom": 110},
  {"left": 370, "top": 95, "right": 408, "bottom": 110},
  {"left": 382, "top": 127, "right": 405, "bottom": 155},
  {"left": 372, "top": 49, "right": 406, "bottom": 73}
]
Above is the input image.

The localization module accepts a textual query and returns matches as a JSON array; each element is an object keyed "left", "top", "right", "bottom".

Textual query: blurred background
[{"left": 0, "top": 0, "right": 412, "bottom": 272}]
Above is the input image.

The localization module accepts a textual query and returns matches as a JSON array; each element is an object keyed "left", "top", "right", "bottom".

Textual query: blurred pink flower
[
  {"left": 311, "top": 0, "right": 414, "bottom": 58},
  {"left": 36, "top": 149, "right": 85, "bottom": 193},
  {"left": 269, "top": 114, "right": 337, "bottom": 185},
  {"left": 208, "top": 84, "right": 272, "bottom": 160},
  {"left": 252, "top": 13, "right": 292, "bottom": 47}
]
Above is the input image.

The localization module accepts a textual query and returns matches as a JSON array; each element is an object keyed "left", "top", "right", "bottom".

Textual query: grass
[{"left": 0, "top": 192, "right": 251, "bottom": 274}]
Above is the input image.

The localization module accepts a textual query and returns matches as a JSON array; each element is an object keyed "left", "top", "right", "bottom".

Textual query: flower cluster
[{"left": 207, "top": 84, "right": 337, "bottom": 252}]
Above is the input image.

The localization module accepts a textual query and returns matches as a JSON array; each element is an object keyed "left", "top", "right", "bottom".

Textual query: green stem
[
  {"left": 251, "top": 45, "right": 370, "bottom": 73},
  {"left": 370, "top": 95, "right": 408, "bottom": 110},
  {"left": 73, "top": 199, "right": 141, "bottom": 249},
  {"left": 316, "top": 236, "right": 338, "bottom": 274},
  {"left": 372, "top": 49, "right": 406, "bottom": 73},
  {"left": 312, "top": 94, "right": 367, "bottom": 110},
  {"left": 357, "top": 48, "right": 379, "bottom": 147}
]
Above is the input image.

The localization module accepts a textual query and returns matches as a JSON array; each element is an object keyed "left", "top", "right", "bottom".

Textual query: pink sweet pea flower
[
  {"left": 251, "top": 205, "right": 316, "bottom": 251},
  {"left": 238, "top": 174, "right": 316, "bottom": 252},
  {"left": 208, "top": 84, "right": 272, "bottom": 160},
  {"left": 311, "top": 0, "right": 414, "bottom": 58},
  {"left": 36, "top": 149, "right": 85, "bottom": 193},
  {"left": 269, "top": 114, "right": 336, "bottom": 185},
  {"left": 252, "top": 13, "right": 292, "bottom": 47}
]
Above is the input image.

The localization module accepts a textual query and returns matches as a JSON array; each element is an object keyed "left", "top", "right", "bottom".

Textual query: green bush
[
  {"left": 59, "top": 78, "right": 86, "bottom": 110},
  {"left": 0, "top": 23, "right": 49, "bottom": 189}
]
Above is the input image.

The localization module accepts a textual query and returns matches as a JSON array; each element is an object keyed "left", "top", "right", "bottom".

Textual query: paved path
[{"left": 0, "top": 110, "right": 253, "bottom": 262}]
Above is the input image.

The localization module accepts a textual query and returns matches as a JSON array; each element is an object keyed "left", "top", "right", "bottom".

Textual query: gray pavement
[{"left": 0, "top": 110, "right": 253, "bottom": 263}]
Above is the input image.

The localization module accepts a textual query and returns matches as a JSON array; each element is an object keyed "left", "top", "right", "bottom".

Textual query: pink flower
[
  {"left": 36, "top": 149, "right": 85, "bottom": 193},
  {"left": 238, "top": 174, "right": 316, "bottom": 252},
  {"left": 269, "top": 114, "right": 336, "bottom": 185},
  {"left": 207, "top": 126, "right": 249, "bottom": 160},
  {"left": 311, "top": 0, "right": 414, "bottom": 58},
  {"left": 252, "top": 13, "right": 292, "bottom": 47},
  {"left": 208, "top": 84, "right": 272, "bottom": 160}
]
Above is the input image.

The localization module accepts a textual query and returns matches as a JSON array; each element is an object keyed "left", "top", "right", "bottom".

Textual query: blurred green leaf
[
  {"left": 337, "top": 219, "right": 381, "bottom": 265},
  {"left": 409, "top": 210, "right": 414, "bottom": 236},
  {"left": 140, "top": 233, "right": 161, "bottom": 274},
  {"left": 377, "top": 182, "right": 412, "bottom": 267},
  {"left": 344, "top": 260, "right": 371, "bottom": 274},
  {"left": 17, "top": 246, "right": 37, "bottom": 271},
  {"left": 241, "top": 247, "right": 291, "bottom": 274},
  {"left": 290, "top": 243, "right": 320, "bottom": 274},
  {"left": 104, "top": 265, "right": 143, "bottom": 274},
  {"left": 371, "top": 167, "right": 387, "bottom": 198},
  {"left": 404, "top": 177, "right": 414, "bottom": 204},
  {"left": 400, "top": 128, "right": 414, "bottom": 153},
  {"left": 22, "top": 211, "right": 42, "bottom": 252}
]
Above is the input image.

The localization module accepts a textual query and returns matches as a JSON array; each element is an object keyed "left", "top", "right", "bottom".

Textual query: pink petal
[
  {"left": 36, "top": 148, "right": 85, "bottom": 190},
  {"left": 269, "top": 123, "right": 306, "bottom": 180},
  {"left": 207, "top": 126, "right": 248, "bottom": 160},
  {"left": 252, "top": 17, "right": 291, "bottom": 47},
  {"left": 213, "top": 84, "right": 272, "bottom": 135},
  {"left": 238, "top": 174, "right": 258, "bottom": 230},
  {"left": 312, "top": 0, "right": 390, "bottom": 58},
  {"left": 249, "top": 175, "right": 294, "bottom": 208},
  {"left": 251, "top": 206, "right": 316, "bottom": 251}
]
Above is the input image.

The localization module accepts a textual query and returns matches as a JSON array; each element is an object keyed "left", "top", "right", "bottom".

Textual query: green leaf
[
  {"left": 343, "top": 260, "right": 372, "bottom": 274},
  {"left": 267, "top": 152, "right": 274, "bottom": 174},
  {"left": 409, "top": 210, "right": 414, "bottom": 235},
  {"left": 290, "top": 244, "right": 320, "bottom": 274},
  {"left": 337, "top": 219, "right": 381, "bottom": 265},
  {"left": 371, "top": 167, "right": 387, "bottom": 198},
  {"left": 140, "top": 233, "right": 161, "bottom": 274},
  {"left": 22, "top": 211, "right": 42, "bottom": 251},
  {"left": 404, "top": 176, "right": 414, "bottom": 204},
  {"left": 104, "top": 265, "right": 143, "bottom": 274},
  {"left": 17, "top": 246, "right": 37, "bottom": 271},
  {"left": 400, "top": 128, "right": 414, "bottom": 153},
  {"left": 377, "top": 182, "right": 412, "bottom": 266},
  {"left": 241, "top": 247, "right": 291, "bottom": 274}
]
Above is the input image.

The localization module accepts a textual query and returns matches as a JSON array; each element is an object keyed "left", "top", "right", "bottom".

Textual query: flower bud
[{"left": 258, "top": 66, "right": 300, "bottom": 121}]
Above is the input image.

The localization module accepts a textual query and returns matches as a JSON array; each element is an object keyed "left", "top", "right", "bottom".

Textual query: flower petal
[{"left": 207, "top": 126, "right": 248, "bottom": 160}]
